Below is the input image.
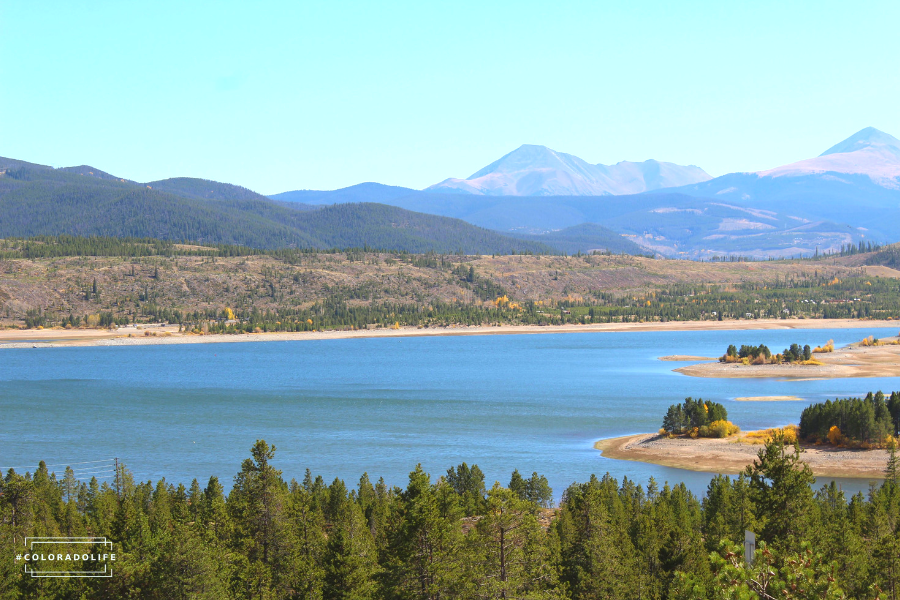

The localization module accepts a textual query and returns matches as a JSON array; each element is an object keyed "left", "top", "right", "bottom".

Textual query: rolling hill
[
  {"left": 147, "top": 177, "right": 275, "bottom": 202},
  {"left": 0, "top": 163, "right": 557, "bottom": 254},
  {"left": 270, "top": 182, "right": 419, "bottom": 205}
]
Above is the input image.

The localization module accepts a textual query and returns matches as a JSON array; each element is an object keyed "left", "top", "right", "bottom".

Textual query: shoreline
[
  {"left": 1, "top": 318, "right": 898, "bottom": 349},
  {"left": 595, "top": 433, "right": 890, "bottom": 479}
]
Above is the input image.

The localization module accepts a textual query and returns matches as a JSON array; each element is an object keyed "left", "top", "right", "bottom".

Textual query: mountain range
[
  {"left": 3, "top": 127, "right": 899, "bottom": 259},
  {"left": 271, "top": 127, "right": 900, "bottom": 258},
  {"left": 0, "top": 161, "right": 636, "bottom": 255}
]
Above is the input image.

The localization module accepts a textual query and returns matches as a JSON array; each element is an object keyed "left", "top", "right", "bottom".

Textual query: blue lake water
[{"left": 2, "top": 327, "right": 899, "bottom": 499}]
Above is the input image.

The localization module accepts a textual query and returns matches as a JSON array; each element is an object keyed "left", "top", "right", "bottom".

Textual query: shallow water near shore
[{"left": 2, "top": 326, "right": 899, "bottom": 499}]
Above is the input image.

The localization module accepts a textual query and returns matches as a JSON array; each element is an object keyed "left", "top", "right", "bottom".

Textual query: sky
[{"left": 2, "top": 1, "right": 899, "bottom": 194}]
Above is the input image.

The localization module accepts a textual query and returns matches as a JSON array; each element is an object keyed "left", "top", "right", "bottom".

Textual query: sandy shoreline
[
  {"left": 595, "top": 433, "right": 889, "bottom": 479},
  {"left": 674, "top": 336, "right": 900, "bottom": 380},
  {"left": 1, "top": 318, "right": 898, "bottom": 349}
]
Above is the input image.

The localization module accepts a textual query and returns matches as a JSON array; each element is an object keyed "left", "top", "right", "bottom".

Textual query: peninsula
[{"left": 674, "top": 335, "right": 900, "bottom": 379}]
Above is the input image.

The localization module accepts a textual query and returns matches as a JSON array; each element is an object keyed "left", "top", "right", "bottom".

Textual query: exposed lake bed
[{"left": 595, "top": 433, "right": 891, "bottom": 479}]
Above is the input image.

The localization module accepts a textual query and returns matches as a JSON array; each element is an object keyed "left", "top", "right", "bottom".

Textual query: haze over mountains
[
  {"left": 270, "top": 127, "right": 900, "bottom": 258},
  {"left": 3, "top": 127, "right": 899, "bottom": 259},
  {"left": 426, "top": 144, "right": 712, "bottom": 196}
]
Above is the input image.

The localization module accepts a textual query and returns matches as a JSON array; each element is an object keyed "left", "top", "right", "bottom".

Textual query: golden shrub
[
  {"left": 782, "top": 425, "right": 798, "bottom": 444},
  {"left": 708, "top": 420, "right": 740, "bottom": 438},
  {"left": 827, "top": 425, "right": 842, "bottom": 446},
  {"left": 741, "top": 424, "right": 797, "bottom": 444}
]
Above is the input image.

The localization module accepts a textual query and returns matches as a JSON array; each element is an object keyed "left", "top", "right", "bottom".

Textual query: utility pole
[{"left": 115, "top": 457, "right": 120, "bottom": 500}]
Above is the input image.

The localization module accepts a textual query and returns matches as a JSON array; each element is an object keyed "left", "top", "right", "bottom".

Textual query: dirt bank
[{"left": 596, "top": 433, "right": 889, "bottom": 479}]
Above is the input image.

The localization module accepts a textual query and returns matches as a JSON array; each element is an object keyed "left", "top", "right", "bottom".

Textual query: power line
[
  {"left": 71, "top": 468, "right": 117, "bottom": 475},
  {"left": 0, "top": 458, "right": 116, "bottom": 470},
  {"left": 48, "top": 459, "right": 116, "bottom": 466}
]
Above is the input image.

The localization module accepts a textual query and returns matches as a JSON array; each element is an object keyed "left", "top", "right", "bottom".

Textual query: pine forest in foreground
[{"left": 3, "top": 436, "right": 900, "bottom": 599}]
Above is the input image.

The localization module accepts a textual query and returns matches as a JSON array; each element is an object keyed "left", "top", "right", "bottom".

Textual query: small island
[
  {"left": 718, "top": 340, "right": 828, "bottom": 365},
  {"left": 596, "top": 391, "right": 900, "bottom": 478},
  {"left": 673, "top": 334, "right": 900, "bottom": 379}
]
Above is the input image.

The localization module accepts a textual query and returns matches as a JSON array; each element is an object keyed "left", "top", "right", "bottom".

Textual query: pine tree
[
  {"left": 384, "top": 465, "right": 464, "bottom": 598},
  {"left": 324, "top": 501, "right": 380, "bottom": 599},
  {"left": 743, "top": 433, "right": 815, "bottom": 549},
  {"left": 466, "top": 484, "right": 558, "bottom": 598},
  {"left": 287, "top": 480, "right": 327, "bottom": 598},
  {"left": 228, "top": 440, "right": 291, "bottom": 597},
  {"left": 509, "top": 468, "right": 526, "bottom": 501}
]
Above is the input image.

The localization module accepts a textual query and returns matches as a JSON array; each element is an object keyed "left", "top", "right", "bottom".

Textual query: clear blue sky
[{"left": 2, "top": 1, "right": 898, "bottom": 194}]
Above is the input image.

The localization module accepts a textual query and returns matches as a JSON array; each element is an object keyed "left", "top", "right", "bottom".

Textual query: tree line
[
  {"left": 799, "top": 391, "right": 900, "bottom": 446},
  {"left": 720, "top": 342, "right": 814, "bottom": 364},
  {"left": 4, "top": 436, "right": 900, "bottom": 598}
]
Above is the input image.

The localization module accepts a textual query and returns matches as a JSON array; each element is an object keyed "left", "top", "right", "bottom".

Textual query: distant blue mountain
[
  {"left": 270, "top": 182, "right": 419, "bottom": 205},
  {"left": 662, "top": 127, "right": 900, "bottom": 238},
  {"left": 427, "top": 144, "right": 711, "bottom": 196},
  {"left": 266, "top": 181, "right": 872, "bottom": 259},
  {"left": 379, "top": 192, "right": 868, "bottom": 259}
]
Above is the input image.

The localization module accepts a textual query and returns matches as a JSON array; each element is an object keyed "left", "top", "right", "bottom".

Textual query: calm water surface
[{"left": 2, "top": 327, "right": 899, "bottom": 498}]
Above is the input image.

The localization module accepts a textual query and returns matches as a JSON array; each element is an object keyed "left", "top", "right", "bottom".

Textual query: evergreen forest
[
  {"left": 0, "top": 167, "right": 561, "bottom": 255},
  {"left": 800, "top": 391, "right": 900, "bottom": 446},
  {"left": 3, "top": 436, "right": 900, "bottom": 599}
]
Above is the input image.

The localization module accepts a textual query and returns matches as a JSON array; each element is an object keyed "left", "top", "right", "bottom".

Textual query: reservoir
[{"left": 2, "top": 326, "right": 898, "bottom": 498}]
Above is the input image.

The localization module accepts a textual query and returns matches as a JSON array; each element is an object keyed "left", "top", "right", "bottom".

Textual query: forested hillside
[
  {"left": 0, "top": 166, "right": 551, "bottom": 254},
  {"left": 147, "top": 177, "right": 274, "bottom": 202},
  {"left": 0, "top": 156, "right": 52, "bottom": 171},
  {"left": 1, "top": 237, "right": 898, "bottom": 330},
  {"left": 2, "top": 435, "right": 899, "bottom": 598}
]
